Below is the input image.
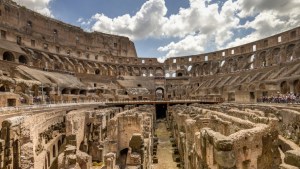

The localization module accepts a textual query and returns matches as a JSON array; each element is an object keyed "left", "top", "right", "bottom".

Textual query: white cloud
[
  {"left": 91, "top": 0, "right": 167, "bottom": 40},
  {"left": 77, "top": 17, "right": 84, "bottom": 23},
  {"left": 227, "top": 0, "right": 300, "bottom": 48},
  {"left": 78, "top": 0, "right": 300, "bottom": 60},
  {"left": 13, "top": 0, "right": 53, "bottom": 17},
  {"left": 237, "top": 0, "right": 300, "bottom": 18},
  {"left": 158, "top": 34, "right": 207, "bottom": 60}
]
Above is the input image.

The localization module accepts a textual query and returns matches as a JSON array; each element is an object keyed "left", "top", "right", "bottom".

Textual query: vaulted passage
[{"left": 155, "top": 104, "right": 167, "bottom": 119}]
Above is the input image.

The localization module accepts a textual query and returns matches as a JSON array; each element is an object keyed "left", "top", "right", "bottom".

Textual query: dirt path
[{"left": 153, "top": 120, "right": 178, "bottom": 169}]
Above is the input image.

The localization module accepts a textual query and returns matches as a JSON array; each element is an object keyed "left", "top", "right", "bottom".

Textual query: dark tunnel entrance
[
  {"left": 119, "top": 148, "right": 129, "bottom": 169},
  {"left": 156, "top": 104, "right": 167, "bottom": 119}
]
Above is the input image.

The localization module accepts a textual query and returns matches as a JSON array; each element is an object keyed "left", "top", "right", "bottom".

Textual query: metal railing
[
  {"left": 0, "top": 101, "right": 105, "bottom": 113},
  {"left": 0, "top": 98, "right": 223, "bottom": 113}
]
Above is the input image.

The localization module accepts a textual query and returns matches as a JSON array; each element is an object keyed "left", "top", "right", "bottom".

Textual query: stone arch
[
  {"left": 286, "top": 44, "right": 296, "bottom": 60},
  {"left": 155, "top": 67, "right": 164, "bottom": 76},
  {"left": 3, "top": 51, "right": 15, "bottom": 61},
  {"left": 61, "top": 88, "right": 70, "bottom": 95},
  {"left": 191, "top": 64, "right": 199, "bottom": 77},
  {"left": 18, "top": 55, "right": 28, "bottom": 64},
  {"left": 95, "top": 69, "right": 100, "bottom": 75},
  {"left": 272, "top": 48, "right": 281, "bottom": 64},
  {"left": 202, "top": 62, "right": 210, "bottom": 75},
  {"left": 211, "top": 61, "right": 220, "bottom": 74},
  {"left": 0, "top": 84, "right": 10, "bottom": 92},
  {"left": 293, "top": 79, "right": 300, "bottom": 95},
  {"left": 101, "top": 64, "right": 110, "bottom": 76},
  {"left": 118, "top": 66, "right": 126, "bottom": 76},
  {"left": 227, "top": 58, "right": 237, "bottom": 72},
  {"left": 80, "top": 90, "right": 87, "bottom": 95},
  {"left": 148, "top": 67, "right": 154, "bottom": 77},
  {"left": 280, "top": 81, "right": 290, "bottom": 94},
  {"left": 257, "top": 51, "right": 267, "bottom": 67},
  {"left": 141, "top": 67, "right": 147, "bottom": 77},
  {"left": 127, "top": 66, "right": 133, "bottom": 76},
  {"left": 15, "top": 84, "right": 27, "bottom": 94},
  {"left": 71, "top": 89, "right": 79, "bottom": 95},
  {"left": 54, "top": 63, "right": 61, "bottom": 70},
  {"left": 133, "top": 67, "right": 140, "bottom": 76},
  {"left": 156, "top": 87, "right": 164, "bottom": 100},
  {"left": 237, "top": 55, "right": 245, "bottom": 69}
]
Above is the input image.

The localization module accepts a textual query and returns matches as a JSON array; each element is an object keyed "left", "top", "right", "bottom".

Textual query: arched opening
[
  {"left": 259, "top": 51, "right": 267, "bottom": 67},
  {"left": 61, "top": 88, "right": 69, "bottom": 95},
  {"left": 156, "top": 88, "right": 164, "bottom": 100},
  {"left": 155, "top": 68, "right": 164, "bottom": 76},
  {"left": 3, "top": 51, "right": 15, "bottom": 61},
  {"left": 58, "top": 140, "right": 62, "bottom": 151},
  {"left": 294, "top": 80, "right": 300, "bottom": 95},
  {"left": 0, "top": 85, "right": 8, "bottom": 92},
  {"left": 54, "top": 64, "right": 60, "bottom": 70},
  {"left": 156, "top": 104, "right": 167, "bottom": 119},
  {"left": 71, "top": 89, "right": 79, "bottom": 95},
  {"left": 119, "top": 148, "right": 129, "bottom": 169},
  {"left": 80, "top": 90, "right": 87, "bottom": 95},
  {"left": 18, "top": 55, "right": 27, "bottom": 64},
  {"left": 280, "top": 81, "right": 290, "bottom": 94},
  {"left": 177, "top": 72, "right": 183, "bottom": 77},
  {"left": 52, "top": 145, "right": 56, "bottom": 157},
  {"left": 287, "top": 44, "right": 295, "bottom": 60},
  {"left": 95, "top": 69, "right": 100, "bottom": 75}
]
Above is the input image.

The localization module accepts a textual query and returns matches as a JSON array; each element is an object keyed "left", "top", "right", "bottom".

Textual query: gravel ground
[{"left": 152, "top": 121, "right": 178, "bottom": 169}]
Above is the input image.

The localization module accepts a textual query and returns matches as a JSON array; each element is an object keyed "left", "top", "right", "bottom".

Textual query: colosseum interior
[{"left": 0, "top": 0, "right": 300, "bottom": 169}]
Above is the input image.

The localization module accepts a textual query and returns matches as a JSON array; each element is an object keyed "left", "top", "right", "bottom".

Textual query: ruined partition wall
[
  {"left": 53, "top": 105, "right": 155, "bottom": 169},
  {"left": 167, "top": 104, "right": 283, "bottom": 169},
  {"left": 103, "top": 105, "right": 155, "bottom": 169},
  {"left": 0, "top": 109, "right": 67, "bottom": 169}
]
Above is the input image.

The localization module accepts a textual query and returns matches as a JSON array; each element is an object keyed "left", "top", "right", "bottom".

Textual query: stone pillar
[
  {"left": 214, "top": 139, "right": 236, "bottom": 169},
  {"left": 104, "top": 153, "right": 116, "bottom": 169},
  {"left": 0, "top": 139, "right": 4, "bottom": 168}
]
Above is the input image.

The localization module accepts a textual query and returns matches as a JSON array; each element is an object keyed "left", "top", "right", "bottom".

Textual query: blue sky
[{"left": 16, "top": 0, "right": 300, "bottom": 61}]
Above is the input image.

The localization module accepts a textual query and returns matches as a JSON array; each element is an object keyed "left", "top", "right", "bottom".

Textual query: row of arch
[
  {"left": 2, "top": 51, "right": 28, "bottom": 64},
  {"left": 44, "top": 136, "right": 64, "bottom": 169},
  {"left": 176, "top": 43, "right": 300, "bottom": 77},
  {"left": 1, "top": 42, "right": 299, "bottom": 78},
  {"left": 0, "top": 49, "right": 165, "bottom": 77}
]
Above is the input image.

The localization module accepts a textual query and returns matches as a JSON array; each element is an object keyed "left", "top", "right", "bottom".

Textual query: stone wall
[{"left": 166, "top": 104, "right": 300, "bottom": 169}]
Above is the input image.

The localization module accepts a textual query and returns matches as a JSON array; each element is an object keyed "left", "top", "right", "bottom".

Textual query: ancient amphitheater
[{"left": 0, "top": 0, "right": 300, "bottom": 169}]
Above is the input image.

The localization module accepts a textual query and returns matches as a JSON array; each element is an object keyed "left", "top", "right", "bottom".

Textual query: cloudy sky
[{"left": 15, "top": 0, "right": 300, "bottom": 61}]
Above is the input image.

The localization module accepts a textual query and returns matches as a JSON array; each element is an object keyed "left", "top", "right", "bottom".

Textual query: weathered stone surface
[{"left": 284, "top": 150, "right": 300, "bottom": 168}]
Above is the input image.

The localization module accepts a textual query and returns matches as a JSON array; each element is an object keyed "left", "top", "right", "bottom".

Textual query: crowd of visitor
[{"left": 258, "top": 92, "right": 299, "bottom": 103}]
